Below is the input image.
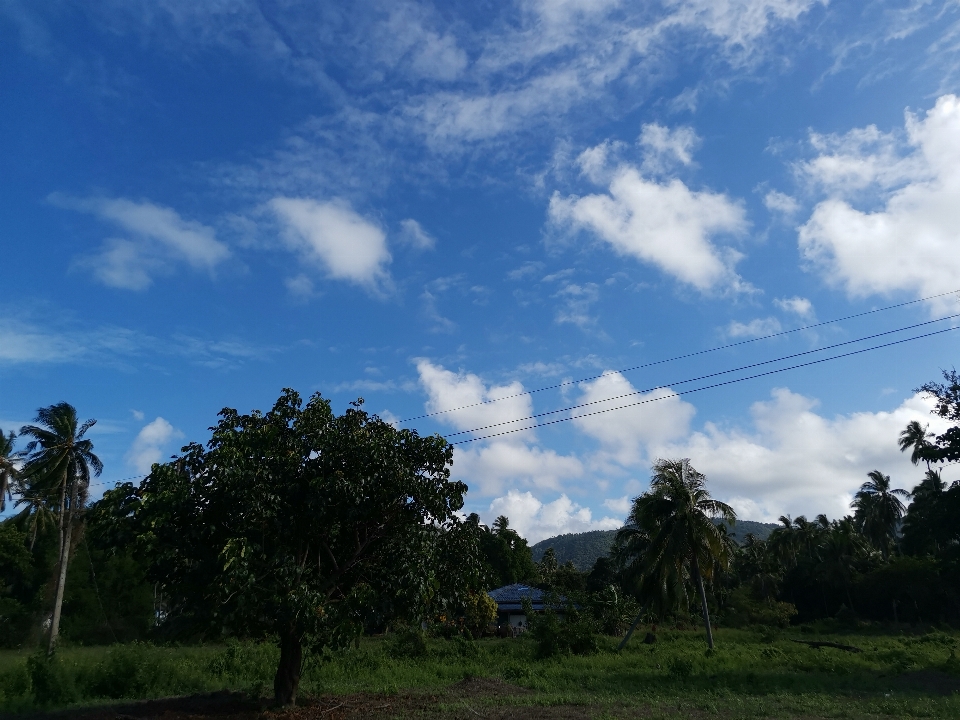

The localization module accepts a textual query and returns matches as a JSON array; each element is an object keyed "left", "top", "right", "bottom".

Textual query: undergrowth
[{"left": 0, "top": 627, "right": 958, "bottom": 716}]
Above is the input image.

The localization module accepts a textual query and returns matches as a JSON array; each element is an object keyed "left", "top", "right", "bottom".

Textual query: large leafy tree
[
  {"left": 621, "top": 459, "right": 735, "bottom": 649},
  {"left": 131, "top": 389, "right": 478, "bottom": 706},
  {"left": 18, "top": 403, "right": 102, "bottom": 655},
  {"left": 914, "top": 369, "right": 960, "bottom": 464},
  {"left": 852, "top": 470, "right": 909, "bottom": 559}
]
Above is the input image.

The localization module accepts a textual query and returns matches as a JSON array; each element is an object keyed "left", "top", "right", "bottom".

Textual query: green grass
[{"left": 1, "top": 627, "right": 959, "bottom": 717}]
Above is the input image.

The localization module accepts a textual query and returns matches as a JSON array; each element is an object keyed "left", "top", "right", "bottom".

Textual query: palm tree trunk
[
  {"left": 617, "top": 611, "right": 645, "bottom": 651},
  {"left": 690, "top": 557, "right": 714, "bottom": 650},
  {"left": 48, "top": 477, "right": 76, "bottom": 656},
  {"left": 48, "top": 507, "right": 73, "bottom": 656}
]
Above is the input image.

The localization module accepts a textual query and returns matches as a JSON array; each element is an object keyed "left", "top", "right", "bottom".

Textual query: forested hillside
[{"left": 531, "top": 520, "right": 778, "bottom": 570}]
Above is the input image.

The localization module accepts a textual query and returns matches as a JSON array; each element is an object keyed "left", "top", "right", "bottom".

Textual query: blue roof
[{"left": 487, "top": 583, "right": 554, "bottom": 612}]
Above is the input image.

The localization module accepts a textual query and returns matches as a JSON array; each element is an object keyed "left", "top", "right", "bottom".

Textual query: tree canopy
[{"left": 129, "top": 389, "right": 481, "bottom": 706}]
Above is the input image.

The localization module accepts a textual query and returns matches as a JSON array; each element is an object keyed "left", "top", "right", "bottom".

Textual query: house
[{"left": 487, "top": 583, "right": 564, "bottom": 629}]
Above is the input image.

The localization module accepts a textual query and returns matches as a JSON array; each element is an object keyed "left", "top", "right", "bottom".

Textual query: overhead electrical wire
[
  {"left": 449, "top": 324, "right": 960, "bottom": 445},
  {"left": 400, "top": 288, "right": 960, "bottom": 423},
  {"left": 442, "top": 313, "right": 960, "bottom": 438}
]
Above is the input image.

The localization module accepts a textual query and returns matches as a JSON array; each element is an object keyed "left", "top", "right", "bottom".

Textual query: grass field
[{"left": 1, "top": 626, "right": 958, "bottom": 718}]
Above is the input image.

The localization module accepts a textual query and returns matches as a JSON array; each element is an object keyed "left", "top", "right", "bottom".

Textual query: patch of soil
[
  {"left": 444, "top": 677, "right": 532, "bottom": 699},
  {"left": 893, "top": 670, "right": 960, "bottom": 696}
]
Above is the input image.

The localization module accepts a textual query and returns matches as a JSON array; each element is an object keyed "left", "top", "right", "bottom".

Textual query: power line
[
  {"left": 442, "top": 314, "right": 960, "bottom": 438},
  {"left": 450, "top": 324, "right": 960, "bottom": 444},
  {"left": 400, "top": 288, "right": 960, "bottom": 423}
]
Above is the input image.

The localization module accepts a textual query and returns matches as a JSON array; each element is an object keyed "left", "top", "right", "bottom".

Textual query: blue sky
[{"left": 2, "top": 0, "right": 960, "bottom": 540}]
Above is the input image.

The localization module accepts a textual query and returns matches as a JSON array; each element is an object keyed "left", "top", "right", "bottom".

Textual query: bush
[
  {"left": 27, "top": 653, "right": 77, "bottom": 706},
  {"left": 528, "top": 608, "right": 600, "bottom": 658},
  {"left": 463, "top": 592, "right": 497, "bottom": 637},
  {"left": 386, "top": 627, "right": 429, "bottom": 658}
]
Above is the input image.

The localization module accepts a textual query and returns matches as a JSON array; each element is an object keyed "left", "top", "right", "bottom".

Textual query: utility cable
[
  {"left": 450, "top": 324, "right": 960, "bottom": 444},
  {"left": 400, "top": 288, "right": 960, "bottom": 423},
  {"left": 442, "top": 314, "right": 960, "bottom": 438}
]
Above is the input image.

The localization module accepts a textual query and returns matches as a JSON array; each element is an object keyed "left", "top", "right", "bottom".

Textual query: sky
[{"left": 2, "top": 0, "right": 960, "bottom": 542}]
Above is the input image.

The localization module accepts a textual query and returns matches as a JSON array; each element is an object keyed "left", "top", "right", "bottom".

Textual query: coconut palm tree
[
  {"left": 899, "top": 420, "right": 933, "bottom": 468},
  {"left": 19, "top": 403, "right": 102, "bottom": 655},
  {"left": 851, "top": 470, "right": 909, "bottom": 560},
  {"left": 0, "top": 429, "right": 19, "bottom": 512},
  {"left": 627, "top": 458, "right": 736, "bottom": 649}
]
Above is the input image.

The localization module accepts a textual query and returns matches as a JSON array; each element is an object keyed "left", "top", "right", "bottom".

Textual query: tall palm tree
[
  {"left": 0, "top": 429, "right": 19, "bottom": 512},
  {"left": 851, "top": 470, "right": 909, "bottom": 560},
  {"left": 898, "top": 421, "right": 933, "bottom": 468},
  {"left": 627, "top": 458, "right": 736, "bottom": 649},
  {"left": 19, "top": 403, "right": 102, "bottom": 655}
]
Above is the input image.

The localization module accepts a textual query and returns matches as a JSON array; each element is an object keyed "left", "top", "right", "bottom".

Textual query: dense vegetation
[{"left": 0, "top": 368, "right": 958, "bottom": 712}]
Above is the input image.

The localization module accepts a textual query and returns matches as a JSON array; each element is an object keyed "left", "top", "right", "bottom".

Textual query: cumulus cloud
[
  {"left": 764, "top": 190, "right": 800, "bottom": 216},
  {"left": 727, "top": 317, "right": 782, "bottom": 337},
  {"left": 126, "top": 417, "right": 183, "bottom": 474},
  {"left": 270, "top": 197, "right": 391, "bottom": 291},
  {"left": 50, "top": 195, "right": 230, "bottom": 291},
  {"left": 571, "top": 372, "right": 696, "bottom": 467},
  {"left": 652, "top": 388, "right": 954, "bottom": 521},
  {"left": 416, "top": 360, "right": 583, "bottom": 496},
  {"left": 639, "top": 123, "right": 700, "bottom": 172},
  {"left": 485, "top": 490, "right": 621, "bottom": 544},
  {"left": 549, "top": 164, "right": 749, "bottom": 291},
  {"left": 798, "top": 95, "right": 960, "bottom": 313},
  {"left": 774, "top": 296, "right": 814, "bottom": 318}
]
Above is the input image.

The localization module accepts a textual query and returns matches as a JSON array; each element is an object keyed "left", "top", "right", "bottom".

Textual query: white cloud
[
  {"left": 416, "top": 360, "right": 583, "bottom": 496},
  {"left": 126, "top": 417, "right": 183, "bottom": 474},
  {"left": 774, "top": 295, "right": 814, "bottom": 318},
  {"left": 0, "top": 314, "right": 268, "bottom": 368},
  {"left": 603, "top": 495, "right": 632, "bottom": 516},
  {"left": 554, "top": 282, "right": 600, "bottom": 329},
  {"left": 798, "top": 95, "right": 960, "bottom": 313},
  {"left": 485, "top": 490, "right": 621, "bottom": 544},
  {"left": 50, "top": 195, "right": 230, "bottom": 291},
  {"left": 727, "top": 317, "right": 782, "bottom": 337},
  {"left": 549, "top": 164, "right": 749, "bottom": 291},
  {"left": 572, "top": 372, "right": 696, "bottom": 467},
  {"left": 270, "top": 197, "right": 391, "bottom": 291},
  {"left": 639, "top": 123, "right": 700, "bottom": 171},
  {"left": 764, "top": 190, "right": 800, "bottom": 215},
  {"left": 398, "top": 218, "right": 436, "bottom": 250},
  {"left": 653, "top": 388, "right": 954, "bottom": 521},
  {"left": 669, "top": 0, "right": 826, "bottom": 52}
]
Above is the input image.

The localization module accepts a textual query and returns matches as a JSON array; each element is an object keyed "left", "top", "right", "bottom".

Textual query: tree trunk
[
  {"left": 48, "top": 508, "right": 73, "bottom": 656},
  {"left": 690, "top": 557, "right": 714, "bottom": 650},
  {"left": 274, "top": 628, "right": 303, "bottom": 706},
  {"left": 617, "top": 611, "right": 644, "bottom": 651}
]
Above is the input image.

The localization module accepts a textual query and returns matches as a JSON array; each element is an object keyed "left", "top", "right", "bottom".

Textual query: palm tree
[
  {"left": 19, "top": 403, "right": 102, "bottom": 655},
  {"left": 0, "top": 429, "right": 19, "bottom": 512},
  {"left": 851, "top": 470, "right": 908, "bottom": 560},
  {"left": 627, "top": 458, "right": 736, "bottom": 649},
  {"left": 898, "top": 421, "right": 933, "bottom": 468}
]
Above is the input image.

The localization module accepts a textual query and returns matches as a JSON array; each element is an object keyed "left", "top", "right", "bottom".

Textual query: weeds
[{"left": 0, "top": 627, "right": 957, "bottom": 716}]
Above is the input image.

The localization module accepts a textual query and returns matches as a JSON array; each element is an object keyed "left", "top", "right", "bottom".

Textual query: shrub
[
  {"left": 27, "top": 653, "right": 77, "bottom": 706},
  {"left": 386, "top": 626, "right": 429, "bottom": 658},
  {"left": 463, "top": 592, "right": 497, "bottom": 637}
]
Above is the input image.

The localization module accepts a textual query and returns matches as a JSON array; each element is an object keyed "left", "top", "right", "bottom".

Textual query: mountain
[{"left": 530, "top": 520, "right": 779, "bottom": 571}]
